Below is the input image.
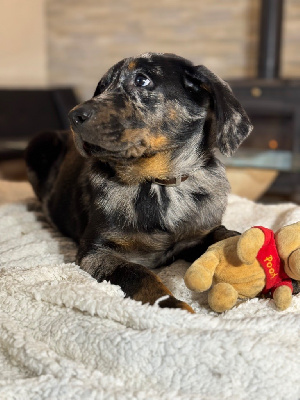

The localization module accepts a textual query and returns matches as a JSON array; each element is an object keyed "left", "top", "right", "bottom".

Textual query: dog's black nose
[{"left": 69, "top": 106, "right": 93, "bottom": 126}]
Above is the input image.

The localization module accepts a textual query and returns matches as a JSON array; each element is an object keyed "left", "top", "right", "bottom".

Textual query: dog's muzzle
[{"left": 69, "top": 105, "right": 94, "bottom": 128}]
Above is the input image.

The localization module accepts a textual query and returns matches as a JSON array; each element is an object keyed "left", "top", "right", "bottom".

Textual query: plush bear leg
[
  {"left": 208, "top": 283, "right": 238, "bottom": 313},
  {"left": 273, "top": 286, "right": 292, "bottom": 311}
]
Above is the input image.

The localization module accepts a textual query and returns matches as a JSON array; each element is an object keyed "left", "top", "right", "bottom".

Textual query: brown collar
[{"left": 152, "top": 175, "right": 189, "bottom": 187}]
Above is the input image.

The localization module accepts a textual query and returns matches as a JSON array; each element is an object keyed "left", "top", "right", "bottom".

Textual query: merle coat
[{"left": 26, "top": 53, "right": 252, "bottom": 312}]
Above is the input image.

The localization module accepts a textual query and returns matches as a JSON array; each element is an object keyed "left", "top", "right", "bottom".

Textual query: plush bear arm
[
  {"left": 184, "top": 251, "right": 219, "bottom": 292},
  {"left": 237, "top": 228, "right": 265, "bottom": 265}
]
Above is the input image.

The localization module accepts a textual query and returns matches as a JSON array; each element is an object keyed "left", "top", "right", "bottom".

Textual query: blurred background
[{"left": 0, "top": 0, "right": 299, "bottom": 202}]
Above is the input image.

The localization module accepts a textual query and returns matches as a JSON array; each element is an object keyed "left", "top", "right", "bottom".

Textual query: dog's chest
[
  {"left": 95, "top": 179, "right": 206, "bottom": 233},
  {"left": 88, "top": 174, "right": 225, "bottom": 268}
]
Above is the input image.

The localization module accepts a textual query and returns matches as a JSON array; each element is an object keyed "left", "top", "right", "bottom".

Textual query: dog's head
[{"left": 69, "top": 53, "right": 252, "bottom": 176}]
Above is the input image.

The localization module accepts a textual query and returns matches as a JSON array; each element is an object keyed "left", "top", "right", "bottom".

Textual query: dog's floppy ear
[{"left": 184, "top": 65, "right": 252, "bottom": 156}]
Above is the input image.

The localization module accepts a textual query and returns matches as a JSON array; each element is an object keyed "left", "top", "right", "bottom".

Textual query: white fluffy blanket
[{"left": 1, "top": 187, "right": 300, "bottom": 399}]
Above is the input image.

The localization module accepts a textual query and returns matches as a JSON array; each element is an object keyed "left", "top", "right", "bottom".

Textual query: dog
[{"left": 25, "top": 53, "right": 252, "bottom": 312}]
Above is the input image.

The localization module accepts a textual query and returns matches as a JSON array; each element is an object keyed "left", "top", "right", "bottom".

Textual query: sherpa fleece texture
[{"left": 1, "top": 183, "right": 300, "bottom": 400}]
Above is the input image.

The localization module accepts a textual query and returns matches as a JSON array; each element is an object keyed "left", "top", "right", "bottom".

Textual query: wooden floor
[{"left": 0, "top": 158, "right": 28, "bottom": 181}]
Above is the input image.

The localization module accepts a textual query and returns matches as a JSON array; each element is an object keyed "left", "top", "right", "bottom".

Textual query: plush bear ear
[
  {"left": 275, "top": 222, "right": 300, "bottom": 280},
  {"left": 184, "top": 65, "right": 253, "bottom": 156}
]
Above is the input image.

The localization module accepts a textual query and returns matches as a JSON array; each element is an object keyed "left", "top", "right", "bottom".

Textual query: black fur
[{"left": 25, "top": 53, "right": 252, "bottom": 311}]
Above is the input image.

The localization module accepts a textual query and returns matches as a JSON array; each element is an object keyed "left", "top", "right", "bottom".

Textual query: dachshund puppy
[{"left": 26, "top": 53, "right": 252, "bottom": 312}]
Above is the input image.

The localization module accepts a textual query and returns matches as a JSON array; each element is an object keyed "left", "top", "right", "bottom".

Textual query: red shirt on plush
[{"left": 254, "top": 226, "right": 293, "bottom": 295}]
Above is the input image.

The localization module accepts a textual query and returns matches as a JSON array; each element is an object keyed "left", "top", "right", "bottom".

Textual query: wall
[
  {"left": 282, "top": 0, "right": 300, "bottom": 77},
  {"left": 0, "top": 0, "right": 48, "bottom": 87},
  {"left": 0, "top": 1, "right": 299, "bottom": 97},
  {"left": 46, "top": 0, "right": 261, "bottom": 100},
  {"left": 46, "top": 0, "right": 300, "bottom": 101}
]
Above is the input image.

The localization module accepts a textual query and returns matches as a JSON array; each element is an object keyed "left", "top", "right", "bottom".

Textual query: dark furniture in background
[
  {"left": 0, "top": 88, "right": 78, "bottom": 159},
  {"left": 224, "top": 0, "right": 300, "bottom": 203}
]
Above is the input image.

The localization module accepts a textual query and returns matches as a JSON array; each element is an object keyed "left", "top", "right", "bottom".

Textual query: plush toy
[{"left": 184, "top": 222, "right": 300, "bottom": 312}]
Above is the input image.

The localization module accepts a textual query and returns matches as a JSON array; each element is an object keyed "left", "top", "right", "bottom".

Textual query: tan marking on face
[
  {"left": 88, "top": 97, "right": 135, "bottom": 127},
  {"left": 121, "top": 130, "right": 168, "bottom": 149},
  {"left": 94, "top": 107, "right": 124, "bottom": 125},
  {"left": 120, "top": 128, "right": 150, "bottom": 143},
  {"left": 148, "top": 135, "right": 169, "bottom": 150},
  {"left": 119, "top": 128, "right": 149, "bottom": 158},
  {"left": 128, "top": 60, "right": 137, "bottom": 70},
  {"left": 119, "top": 130, "right": 168, "bottom": 159}
]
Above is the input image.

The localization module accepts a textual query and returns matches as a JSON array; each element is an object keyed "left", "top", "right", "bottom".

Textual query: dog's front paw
[{"left": 156, "top": 295, "right": 195, "bottom": 313}]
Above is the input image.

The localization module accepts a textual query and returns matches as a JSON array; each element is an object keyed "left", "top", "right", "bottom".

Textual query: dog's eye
[
  {"left": 99, "top": 83, "right": 107, "bottom": 92},
  {"left": 94, "top": 81, "right": 107, "bottom": 97},
  {"left": 134, "top": 74, "right": 152, "bottom": 88}
]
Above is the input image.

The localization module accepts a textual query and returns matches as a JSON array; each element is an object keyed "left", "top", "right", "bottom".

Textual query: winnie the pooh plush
[{"left": 184, "top": 222, "right": 300, "bottom": 312}]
